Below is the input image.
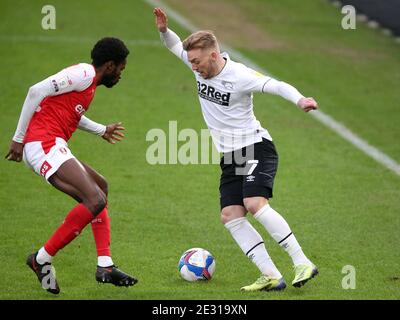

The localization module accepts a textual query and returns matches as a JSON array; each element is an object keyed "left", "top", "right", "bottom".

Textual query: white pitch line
[
  {"left": 145, "top": 0, "right": 400, "bottom": 177},
  {"left": 0, "top": 35, "right": 162, "bottom": 47}
]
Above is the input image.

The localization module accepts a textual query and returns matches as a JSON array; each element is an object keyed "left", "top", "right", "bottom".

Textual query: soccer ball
[{"left": 178, "top": 248, "right": 216, "bottom": 282}]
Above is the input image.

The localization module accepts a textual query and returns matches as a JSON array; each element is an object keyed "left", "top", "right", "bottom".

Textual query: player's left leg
[
  {"left": 79, "top": 162, "right": 112, "bottom": 263},
  {"left": 242, "top": 139, "right": 318, "bottom": 287},
  {"left": 244, "top": 196, "right": 318, "bottom": 287},
  {"left": 79, "top": 161, "right": 138, "bottom": 287}
]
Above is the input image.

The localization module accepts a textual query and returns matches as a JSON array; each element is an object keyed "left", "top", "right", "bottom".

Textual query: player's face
[
  {"left": 102, "top": 60, "right": 126, "bottom": 88},
  {"left": 188, "top": 48, "right": 215, "bottom": 79}
]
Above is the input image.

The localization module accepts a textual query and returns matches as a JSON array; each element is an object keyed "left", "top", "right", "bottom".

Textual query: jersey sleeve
[
  {"left": 48, "top": 63, "right": 96, "bottom": 94},
  {"left": 262, "top": 78, "right": 304, "bottom": 105},
  {"left": 78, "top": 115, "right": 106, "bottom": 136},
  {"left": 160, "top": 28, "right": 192, "bottom": 69},
  {"left": 237, "top": 65, "right": 274, "bottom": 93},
  {"left": 238, "top": 65, "right": 304, "bottom": 105},
  {"left": 12, "top": 63, "right": 96, "bottom": 143}
]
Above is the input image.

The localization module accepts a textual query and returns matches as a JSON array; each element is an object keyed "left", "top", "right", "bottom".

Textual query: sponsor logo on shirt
[
  {"left": 52, "top": 79, "right": 59, "bottom": 92},
  {"left": 197, "top": 81, "right": 231, "bottom": 106},
  {"left": 51, "top": 77, "right": 73, "bottom": 92},
  {"left": 75, "top": 104, "right": 85, "bottom": 115},
  {"left": 58, "top": 77, "right": 72, "bottom": 89}
]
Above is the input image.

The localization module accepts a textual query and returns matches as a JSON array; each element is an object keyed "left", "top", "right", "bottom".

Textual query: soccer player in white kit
[
  {"left": 6, "top": 37, "right": 137, "bottom": 294},
  {"left": 154, "top": 7, "right": 319, "bottom": 291}
]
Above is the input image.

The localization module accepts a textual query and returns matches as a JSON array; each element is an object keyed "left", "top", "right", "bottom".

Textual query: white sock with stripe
[
  {"left": 224, "top": 217, "right": 282, "bottom": 279},
  {"left": 254, "top": 205, "right": 311, "bottom": 266}
]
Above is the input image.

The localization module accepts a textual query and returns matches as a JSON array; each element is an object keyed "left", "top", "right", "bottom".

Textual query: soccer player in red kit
[{"left": 5, "top": 37, "right": 137, "bottom": 294}]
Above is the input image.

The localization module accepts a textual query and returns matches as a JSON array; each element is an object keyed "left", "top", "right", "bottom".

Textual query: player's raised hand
[
  {"left": 102, "top": 122, "right": 125, "bottom": 144},
  {"left": 297, "top": 97, "right": 318, "bottom": 112},
  {"left": 5, "top": 140, "right": 24, "bottom": 162},
  {"left": 154, "top": 7, "right": 168, "bottom": 33}
]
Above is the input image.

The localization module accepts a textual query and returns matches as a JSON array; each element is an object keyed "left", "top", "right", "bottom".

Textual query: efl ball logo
[{"left": 178, "top": 248, "right": 216, "bottom": 282}]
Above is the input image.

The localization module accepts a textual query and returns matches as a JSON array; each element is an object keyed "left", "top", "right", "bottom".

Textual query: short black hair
[{"left": 91, "top": 37, "right": 129, "bottom": 67}]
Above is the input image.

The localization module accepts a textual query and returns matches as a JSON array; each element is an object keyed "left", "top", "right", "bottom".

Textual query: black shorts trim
[
  {"left": 220, "top": 186, "right": 273, "bottom": 209},
  {"left": 243, "top": 185, "right": 273, "bottom": 199},
  {"left": 220, "top": 194, "right": 244, "bottom": 209}
]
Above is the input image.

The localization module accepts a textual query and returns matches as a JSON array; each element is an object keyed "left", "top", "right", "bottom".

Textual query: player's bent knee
[
  {"left": 220, "top": 212, "right": 230, "bottom": 225},
  {"left": 85, "top": 194, "right": 107, "bottom": 216},
  {"left": 243, "top": 197, "right": 267, "bottom": 215},
  {"left": 220, "top": 206, "right": 245, "bottom": 225},
  {"left": 98, "top": 175, "right": 108, "bottom": 197},
  {"left": 220, "top": 208, "right": 230, "bottom": 224},
  {"left": 102, "top": 179, "right": 108, "bottom": 197}
]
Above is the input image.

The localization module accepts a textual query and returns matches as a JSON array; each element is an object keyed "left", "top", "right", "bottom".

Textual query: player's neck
[
  {"left": 211, "top": 56, "right": 227, "bottom": 78},
  {"left": 94, "top": 67, "right": 105, "bottom": 86}
]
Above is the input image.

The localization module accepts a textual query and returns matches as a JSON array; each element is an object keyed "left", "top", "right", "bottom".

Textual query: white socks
[
  {"left": 36, "top": 247, "right": 53, "bottom": 264},
  {"left": 98, "top": 256, "right": 114, "bottom": 267},
  {"left": 254, "top": 204, "right": 312, "bottom": 266},
  {"left": 225, "top": 217, "right": 282, "bottom": 279},
  {"left": 36, "top": 247, "right": 114, "bottom": 267}
]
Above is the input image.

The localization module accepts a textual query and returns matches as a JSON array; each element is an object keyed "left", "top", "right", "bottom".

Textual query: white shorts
[{"left": 23, "top": 137, "right": 76, "bottom": 181}]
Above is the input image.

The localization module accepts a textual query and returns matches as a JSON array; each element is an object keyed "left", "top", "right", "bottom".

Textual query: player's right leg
[
  {"left": 26, "top": 157, "right": 106, "bottom": 294},
  {"left": 79, "top": 161, "right": 138, "bottom": 287},
  {"left": 221, "top": 205, "right": 286, "bottom": 292},
  {"left": 219, "top": 155, "right": 285, "bottom": 292}
]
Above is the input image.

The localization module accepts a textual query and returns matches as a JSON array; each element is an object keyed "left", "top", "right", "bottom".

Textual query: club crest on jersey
[
  {"left": 197, "top": 81, "right": 231, "bottom": 106},
  {"left": 222, "top": 81, "right": 234, "bottom": 90},
  {"left": 75, "top": 104, "right": 85, "bottom": 115},
  {"left": 40, "top": 161, "right": 52, "bottom": 177}
]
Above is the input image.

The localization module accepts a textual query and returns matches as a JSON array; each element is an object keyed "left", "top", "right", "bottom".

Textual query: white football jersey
[{"left": 161, "top": 29, "right": 303, "bottom": 152}]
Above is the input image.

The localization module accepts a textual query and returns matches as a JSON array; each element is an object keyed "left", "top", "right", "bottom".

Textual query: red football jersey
[{"left": 24, "top": 63, "right": 97, "bottom": 144}]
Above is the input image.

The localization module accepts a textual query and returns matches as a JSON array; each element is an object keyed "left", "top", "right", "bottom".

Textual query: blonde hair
[{"left": 182, "top": 30, "right": 219, "bottom": 51}]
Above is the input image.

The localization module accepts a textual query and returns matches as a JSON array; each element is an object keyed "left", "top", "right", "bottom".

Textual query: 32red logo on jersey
[{"left": 40, "top": 161, "right": 52, "bottom": 177}]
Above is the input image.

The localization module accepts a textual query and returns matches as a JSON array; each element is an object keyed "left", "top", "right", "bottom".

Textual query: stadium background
[{"left": 0, "top": 0, "right": 399, "bottom": 300}]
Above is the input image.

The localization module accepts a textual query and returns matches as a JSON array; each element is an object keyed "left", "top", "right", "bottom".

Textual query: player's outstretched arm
[
  {"left": 154, "top": 7, "right": 192, "bottom": 68},
  {"left": 101, "top": 122, "right": 125, "bottom": 144},
  {"left": 297, "top": 97, "right": 318, "bottom": 112},
  {"left": 154, "top": 7, "right": 168, "bottom": 33},
  {"left": 262, "top": 78, "right": 318, "bottom": 112}
]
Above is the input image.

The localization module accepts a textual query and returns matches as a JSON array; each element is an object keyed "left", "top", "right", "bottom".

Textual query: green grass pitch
[{"left": 0, "top": 0, "right": 399, "bottom": 300}]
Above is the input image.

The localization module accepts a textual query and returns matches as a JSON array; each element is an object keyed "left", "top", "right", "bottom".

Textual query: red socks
[
  {"left": 43, "top": 204, "right": 111, "bottom": 258},
  {"left": 91, "top": 207, "right": 111, "bottom": 257},
  {"left": 44, "top": 203, "right": 94, "bottom": 256}
]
